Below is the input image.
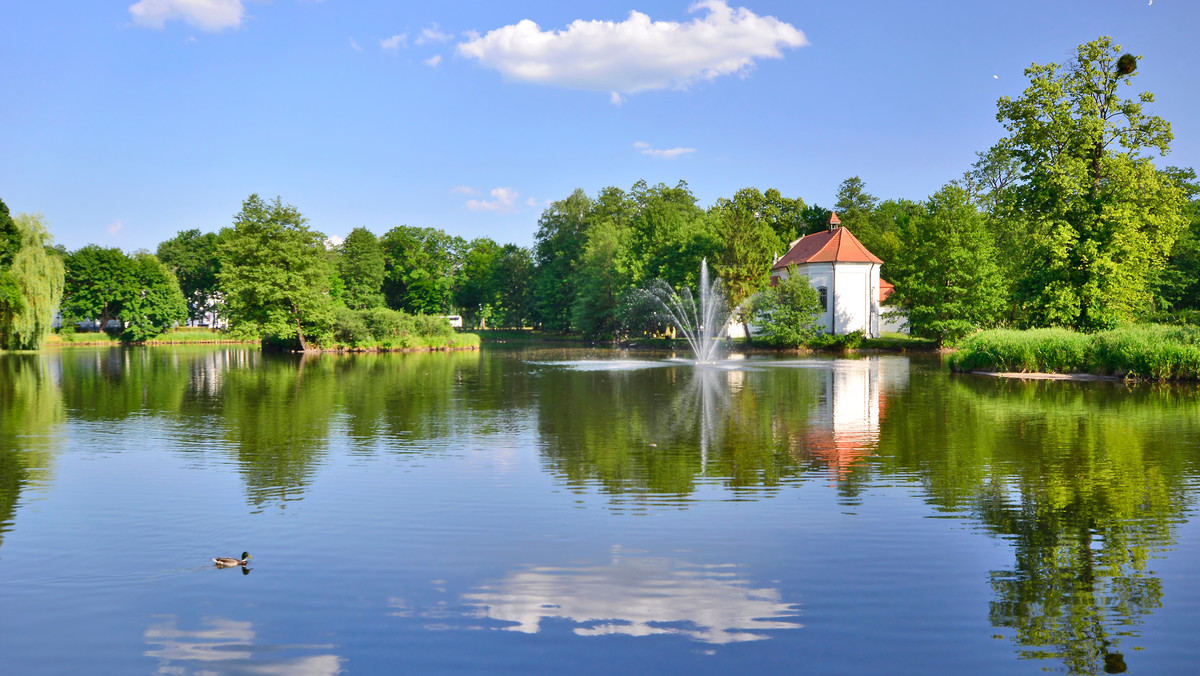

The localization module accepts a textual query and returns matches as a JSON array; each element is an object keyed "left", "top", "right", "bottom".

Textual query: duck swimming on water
[{"left": 213, "top": 552, "right": 252, "bottom": 567}]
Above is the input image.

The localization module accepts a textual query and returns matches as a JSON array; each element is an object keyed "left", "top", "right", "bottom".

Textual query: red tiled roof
[
  {"left": 828, "top": 211, "right": 841, "bottom": 226},
  {"left": 879, "top": 278, "right": 894, "bottom": 303},
  {"left": 771, "top": 227, "right": 883, "bottom": 270}
]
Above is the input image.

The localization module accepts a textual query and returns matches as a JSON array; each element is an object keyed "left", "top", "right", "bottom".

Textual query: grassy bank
[
  {"left": 44, "top": 327, "right": 478, "bottom": 351},
  {"left": 949, "top": 325, "right": 1200, "bottom": 380}
]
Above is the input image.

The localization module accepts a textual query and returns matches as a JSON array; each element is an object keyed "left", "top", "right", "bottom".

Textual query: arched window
[{"left": 817, "top": 286, "right": 828, "bottom": 312}]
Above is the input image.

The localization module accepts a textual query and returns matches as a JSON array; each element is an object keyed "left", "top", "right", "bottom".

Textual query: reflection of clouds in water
[
  {"left": 144, "top": 616, "right": 343, "bottom": 675},
  {"left": 464, "top": 550, "right": 800, "bottom": 644}
]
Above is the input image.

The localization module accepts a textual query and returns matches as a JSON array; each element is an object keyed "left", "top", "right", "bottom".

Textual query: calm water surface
[{"left": 1, "top": 346, "right": 1198, "bottom": 675}]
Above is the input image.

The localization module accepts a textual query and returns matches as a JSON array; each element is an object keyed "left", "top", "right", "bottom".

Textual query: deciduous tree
[{"left": 218, "top": 195, "right": 333, "bottom": 350}]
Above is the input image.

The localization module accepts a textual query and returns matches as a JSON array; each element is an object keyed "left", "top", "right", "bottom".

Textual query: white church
[{"left": 767, "top": 212, "right": 904, "bottom": 338}]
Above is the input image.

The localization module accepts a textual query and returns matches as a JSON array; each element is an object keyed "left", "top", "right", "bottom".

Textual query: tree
[
  {"left": 218, "top": 194, "right": 333, "bottom": 350},
  {"left": 61, "top": 245, "right": 184, "bottom": 341},
  {"left": 380, "top": 225, "right": 463, "bottom": 315},
  {"left": 995, "top": 36, "right": 1185, "bottom": 330},
  {"left": 833, "top": 176, "right": 879, "bottom": 231},
  {"left": 490, "top": 244, "right": 533, "bottom": 328},
  {"left": 750, "top": 266, "right": 821, "bottom": 348},
  {"left": 533, "top": 189, "right": 593, "bottom": 331},
  {"left": 61, "top": 245, "right": 135, "bottom": 332},
  {"left": 889, "top": 184, "right": 1005, "bottom": 345},
  {"left": 0, "top": 213, "right": 65, "bottom": 350},
  {"left": 119, "top": 252, "right": 188, "bottom": 342},
  {"left": 454, "top": 237, "right": 501, "bottom": 327},
  {"left": 156, "top": 229, "right": 222, "bottom": 325},
  {"left": 1153, "top": 166, "right": 1200, "bottom": 313},
  {"left": 710, "top": 195, "right": 783, "bottom": 324},
  {"left": 570, "top": 220, "right": 636, "bottom": 337},
  {"left": 337, "top": 227, "right": 386, "bottom": 310}
]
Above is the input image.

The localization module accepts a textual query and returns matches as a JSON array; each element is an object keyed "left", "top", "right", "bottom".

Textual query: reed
[{"left": 950, "top": 325, "right": 1200, "bottom": 380}]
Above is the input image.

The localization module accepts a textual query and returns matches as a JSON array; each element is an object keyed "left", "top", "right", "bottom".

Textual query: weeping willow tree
[{"left": 0, "top": 212, "right": 65, "bottom": 350}]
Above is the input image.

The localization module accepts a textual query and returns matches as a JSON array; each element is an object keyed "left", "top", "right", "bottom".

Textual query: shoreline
[{"left": 968, "top": 371, "right": 1121, "bottom": 382}]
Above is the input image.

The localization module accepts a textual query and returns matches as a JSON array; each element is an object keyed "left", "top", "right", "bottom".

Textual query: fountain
[{"left": 640, "top": 259, "right": 743, "bottom": 364}]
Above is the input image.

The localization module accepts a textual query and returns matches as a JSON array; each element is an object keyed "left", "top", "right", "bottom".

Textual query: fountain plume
[{"left": 635, "top": 259, "right": 745, "bottom": 364}]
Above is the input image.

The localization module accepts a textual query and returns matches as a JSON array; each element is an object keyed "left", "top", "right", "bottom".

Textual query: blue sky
[{"left": 2, "top": 1, "right": 1198, "bottom": 252}]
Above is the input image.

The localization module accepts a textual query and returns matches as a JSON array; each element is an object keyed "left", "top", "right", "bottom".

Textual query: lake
[{"left": 1, "top": 345, "right": 1198, "bottom": 675}]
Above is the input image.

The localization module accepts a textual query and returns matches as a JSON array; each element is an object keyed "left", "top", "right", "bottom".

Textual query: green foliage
[
  {"left": 337, "top": 227, "right": 386, "bottom": 310},
  {"left": 750, "top": 267, "right": 821, "bottom": 348},
  {"left": 0, "top": 213, "right": 65, "bottom": 350},
  {"left": 380, "top": 225, "right": 463, "bottom": 315},
  {"left": 889, "top": 183, "right": 1005, "bottom": 345},
  {"left": 533, "top": 188, "right": 595, "bottom": 331},
  {"left": 119, "top": 252, "right": 188, "bottom": 342},
  {"left": 994, "top": 36, "right": 1185, "bottom": 331},
  {"left": 330, "top": 305, "right": 464, "bottom": 349},
  {"left": 710, "top": 193, "right": 784, "bottom": 312},
  {"left": 489, "top": 244, "right": 534, "bottom": 328},
  {"left": 950, "top": 325, "right": 1200, "bottom": 379},
  {"left": 453, "top": 237, "right": 500, "bottom": 327},
  {"left": 0, "top": 199, "right": 19, "bottom": 269},
  {"left": 807, "top": 330, "right": 865, "bottom": 350},
  {"left": 156, "top": 229, "right": 221, "bottom": 324},
  {"left": 218, "top": 194, "right": 334, "bottom": 350},
  {"left": 570, "top": 220, "right": 635, "bottom": 338}
]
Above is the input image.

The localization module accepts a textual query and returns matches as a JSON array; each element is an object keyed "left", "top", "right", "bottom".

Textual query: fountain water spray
[{"left": 641, "top": 259, "right": 747, "bottom": 364}]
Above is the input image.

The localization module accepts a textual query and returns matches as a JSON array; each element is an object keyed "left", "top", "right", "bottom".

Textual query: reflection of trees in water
[
  {"left": 144, "top": 615, "right": 343, "bottom": 675},
  {"left": 0, "top": 354, "right": 63, "bottom": 548},
  {"left": 463, "top": 548, "right": 800, "bottom": 644},
  {"left": 536, "top": 362, "right": 833, "bottom": 501},
  {"left": 879, "top": 376, "right": 1200, "bottom": 675}
]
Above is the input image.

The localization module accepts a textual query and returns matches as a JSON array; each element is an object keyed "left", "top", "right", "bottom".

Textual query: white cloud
[
  {"left": 380, "top": 33, "right": 407, "bottom": 51},
  {"left": 634, "top": 141, "right": 696, "bottom": 159},
  {"left": 129, "top": 0, "right": 245, "bottom": 31},
  {"left": 450, "top": 186, "right": 477, "bottom": 195},
  {"left": 106, "top": 218, "right": 124, "bottom": 236},
  {"left": 457, "top": 1, "right": 806, "bottom": 97},
  {"left": 425, "top": 54, "right": 443, "bottom": 67},
  {"left": 526, "top": 197, "right": 538, "bottom": 207},
  {"left": 416, "top": 23, "right": 453, "bottom": 45},
  {"left": 324, "top": 235, "right": 344, "bottom": 249},
  {"left": 466, "top": 187, "right": 520, "bottom": 212},
  {"left": 349, "top": 37, "right": 362, "bottom": 52}
]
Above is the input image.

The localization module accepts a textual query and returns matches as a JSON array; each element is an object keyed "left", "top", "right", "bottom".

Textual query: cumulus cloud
[
  {"left": 417, "top": 23, "right": 453, "bottom": 44},
  {"left": 380, "top": 33, "right": 407, "bottom": 51},
  {"left": 129, "top": 0, "right": 245, "bottom": 31},
  {"left": 466, "top": 187, "right": 520, "bottom": 212},
  {"left": 634, "top": 141, "right": 696, "bottom": 159},
  {"left": 425, "top": 54, "right": 443, "bottom": 67},
  {"left": 106, "top": 218, "right": 124, "bottom": 236},
  {"left": 457, "top": 1, "right": 806, "bottom": 97},
  {"left": 349, "top": 37, "right": 362, "bottom": 52},
  {"left": 450, "top": 186, "right": 477, "bottom": 195}
]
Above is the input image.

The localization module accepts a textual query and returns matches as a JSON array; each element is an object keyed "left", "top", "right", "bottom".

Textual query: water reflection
[
  {"left": 879, "top": 375, "right": 1200, "bottom": 675},
  {"left": 464, "top": 548, "right": 800, "bottom": 644},
  {"left": 797, "top": 357, "right": 908, "bottom": 482},
  {"left": 144, "top": 615, "right": 343, "bottom": 675},
  {"left": 0, "top": 354, "right": 63, "bottom": 548}
]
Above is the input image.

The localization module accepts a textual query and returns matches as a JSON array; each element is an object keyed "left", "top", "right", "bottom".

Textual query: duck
[{"left": 213, "top": 552, "right": 252, "bottom": 567}]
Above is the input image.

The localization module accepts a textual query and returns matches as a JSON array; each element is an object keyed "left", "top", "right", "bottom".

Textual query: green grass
[
  {"left": 860, "top": 332, "right": 938, "bottom": 351},
  {"left": 949, "top": 324, "right": 1200, "bottom": 380}
]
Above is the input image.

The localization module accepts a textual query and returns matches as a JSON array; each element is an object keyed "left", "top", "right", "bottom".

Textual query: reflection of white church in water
[{"left": 800, "top": 356, "right": 909, "bottom": 480}]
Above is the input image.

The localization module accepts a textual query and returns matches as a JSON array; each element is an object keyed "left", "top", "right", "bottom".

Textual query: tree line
[{"left": 2, "top": 37, "right": 1197, "bottom": 350}]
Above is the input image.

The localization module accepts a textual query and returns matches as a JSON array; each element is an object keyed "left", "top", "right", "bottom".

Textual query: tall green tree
[
  {"left": 218, "top": 194, "right": 333, "bottom": 350},
  {"left": 570, "top": 220, "right": 636, "bottom": 338},
  {"left": 996, "top": 37, "right": 1185, "bottom": 330},
  {"left": 337, "top": 227, "right": 386, "bottom": 310},
  {"left": 710, "top": 194, "right": 783, "bottom": 315},
  {"left": 380, "top": 225, "right": 463, "bottom": 315},
  {"left": 0, "top": 213, "right": 65, "bottom": 350},
  {"left": 61, "top": 245, "right": 135, "bottom": 332},
  {"left": 890, "top": 184, "right": 1005, "bottom": 345},
  {"left": 119, "top": 252, "right": 188, "bottom": 342},
  {"left": 1154, "top": 166, "right": 1200, "bottom": 313},
  {"left": 533, "top": 189, "right": 593, "bottom": 331},
  {"left": 156, "top": 229, "right": 221, "bottom": 325},
  {"left": 490, "top": 244, "right": 533, "bottom": 328},
  {"left": 454, "top": 237, "right": 501, "bottom": 327}
]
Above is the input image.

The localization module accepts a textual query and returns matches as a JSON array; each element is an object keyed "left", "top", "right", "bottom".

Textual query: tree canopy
[{"left": 218, "top": 194, "right": 333, "bottom": 350}]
